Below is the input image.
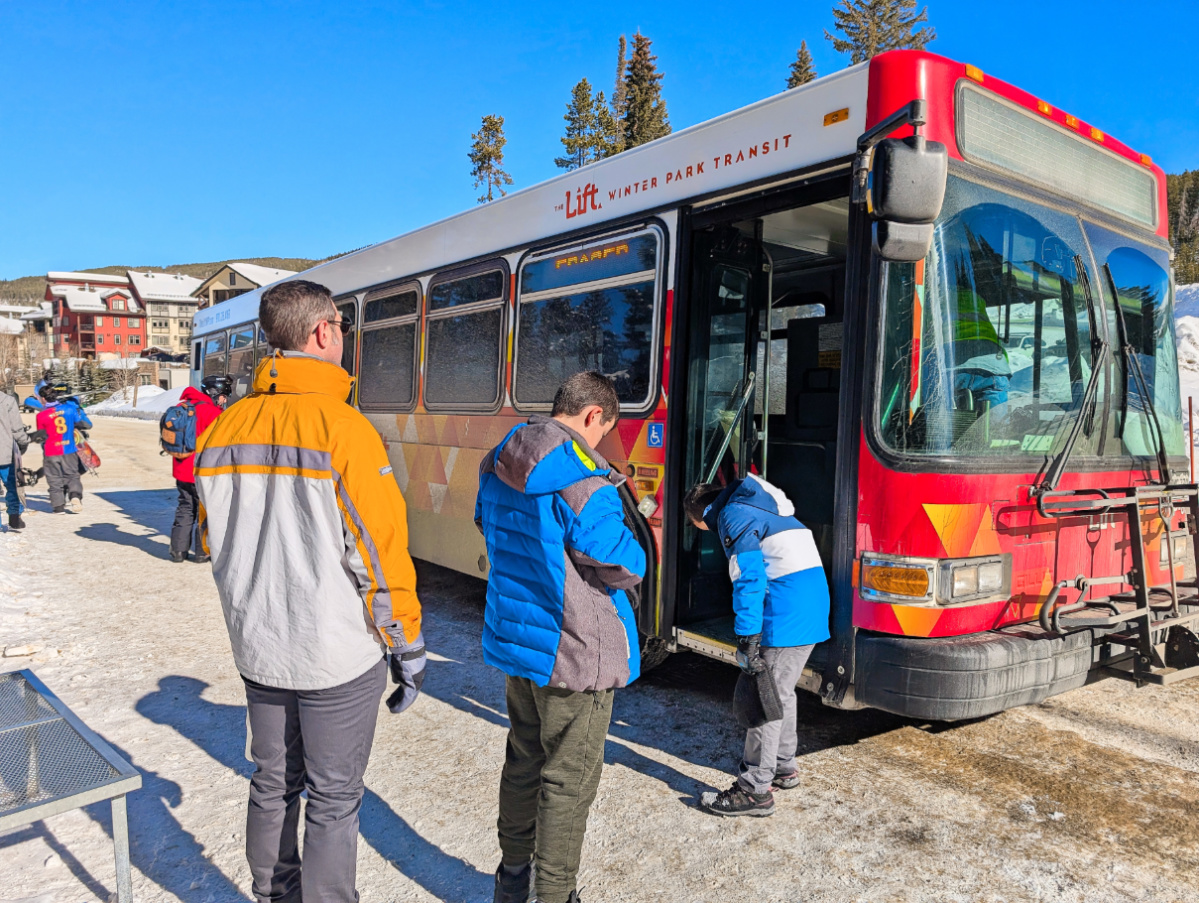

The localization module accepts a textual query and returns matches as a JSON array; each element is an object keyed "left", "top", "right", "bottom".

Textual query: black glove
[
  {"left": 28, "top": 429, "right": 47, "bottom": 444},
  {"left": 735, "top": 634, "right": 766, "bottom": 675},
  {"left": 385, "top": 631, "right": 426, "bottom": 714}
]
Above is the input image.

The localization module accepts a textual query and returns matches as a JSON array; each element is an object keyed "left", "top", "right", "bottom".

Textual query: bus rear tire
[{"left": 639, "top": 635, "right": 671, "bottom": 673}]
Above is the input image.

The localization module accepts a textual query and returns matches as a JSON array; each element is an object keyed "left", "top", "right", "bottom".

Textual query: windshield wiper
[
  {"left": 1106, "top": 262, "right": 1172, "bottom": 485},
  {"left": 1039, "top": 257, "right": 1109, "bottom": 494}
]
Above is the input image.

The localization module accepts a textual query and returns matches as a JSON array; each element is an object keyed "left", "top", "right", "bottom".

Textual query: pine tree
[
  {"left": 610, "top": 35, "right": 628, "bottom": 154},
  {"left": 1169, "top": 170, "right": 1199, "bottom": 285},
  {"left": 787, "top": 40, "right": 817, "bottom": 88},
  {"left": 555, "top": 79, "right": 600, "bottom": 171},
  {"left": 593, "top": 91, "right": 622, "bottom": 160},
  {"left": 621, "top": 31, "right": 671, "bottom": 150},
  {"left": 824, "top": 0, "right": 936, "bottom": 64},
  {"left": 468, "top": 114, "right": 514, "bottom": 204}
]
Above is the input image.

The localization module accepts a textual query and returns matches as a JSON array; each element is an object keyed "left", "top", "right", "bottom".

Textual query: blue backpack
[{"left": 159, "top": 400, "right": 198, "bottom": 459}]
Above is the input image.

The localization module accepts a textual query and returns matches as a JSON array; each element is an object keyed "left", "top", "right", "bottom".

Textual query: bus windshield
[{"left": 877, "top": 175, "right": 1182, "bottom": 464}]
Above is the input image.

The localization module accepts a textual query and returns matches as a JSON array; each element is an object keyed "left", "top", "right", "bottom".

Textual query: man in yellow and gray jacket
[{"left": 195, "top": 279, "right": 423, "bottom": 903}]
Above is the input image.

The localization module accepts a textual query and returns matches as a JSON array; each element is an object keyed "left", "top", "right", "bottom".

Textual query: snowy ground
[{"left": 3, "top": 422, "right": 1199, "bottom": 903}]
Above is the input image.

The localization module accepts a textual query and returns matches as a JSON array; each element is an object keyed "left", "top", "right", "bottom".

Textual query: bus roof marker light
[
  {"left": 1140, "top": 153, "right": 1153, "bottom": 166},
  {"left": 1090, "top": 127, "right": 1104, "bottom": 142},
  {"left": 965, "top": 64, "right": 984, "bottom": 83},
  {"left": 1036, "top": 100, "right": 1053, "bottom": 116},
  {"left": 1065, "top": 114, "right": 1080, "bottom": 129}
]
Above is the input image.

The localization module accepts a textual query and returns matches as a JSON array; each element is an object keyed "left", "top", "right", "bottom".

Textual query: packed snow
[{"left": 87, "top": 384, "right": 183, "bottom": 420}]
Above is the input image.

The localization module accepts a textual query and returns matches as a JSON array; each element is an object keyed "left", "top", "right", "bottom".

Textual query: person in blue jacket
[
  {"left": 685, "top": 474, "right": 831, "bottom": 817},
  {"left": 476, "top": 370, "right": 645, "bottom": 903}
]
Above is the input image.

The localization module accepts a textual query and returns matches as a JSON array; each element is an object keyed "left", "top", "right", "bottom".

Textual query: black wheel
[{"left": 639, "top": 635, "right": 672, "bottom": 673}]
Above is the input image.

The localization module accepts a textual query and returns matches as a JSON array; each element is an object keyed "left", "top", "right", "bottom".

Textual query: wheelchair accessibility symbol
[{"left": 647, "top": 423, "right": 664, "bottom": 448}]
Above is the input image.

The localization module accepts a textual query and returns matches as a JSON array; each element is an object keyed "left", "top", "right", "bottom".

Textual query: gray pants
[
  {"left": 738, "top": 645, "right": 814, "bottom": 794},
  {"left": 242, "top": 658, "right": 386, "bottom": 903},
  {"left": 43, "top": 453, "right": 82, "bottom": 510}
]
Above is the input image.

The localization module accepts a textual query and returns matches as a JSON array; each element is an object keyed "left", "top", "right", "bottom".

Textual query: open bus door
[
  {"left": 674, "top": 225, "right": 769, "bottom": 657},
  {"left": 665, "top": 182, "right": 855, "bottom": 678}
]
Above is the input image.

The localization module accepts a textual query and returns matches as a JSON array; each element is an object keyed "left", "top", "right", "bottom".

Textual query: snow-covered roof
[
  {"left": 21, "top": 303, "right": 52, "bottom": 321},
  {"left": 49, "top": 286, "right": 141, "bottom": 314},
  {"left": 193, "top": 262, "right": 298, "bottom": 297},
  {"left": 0, "top": 303, "right": 36, "bottom": 316},
  {"left": 0, "top": 319, "right": 23, "bottom": 335},
  {"left": 230, "top": 262, "right": 297, "bottom": 286},
  {"left": 46, "top": 271, "right": 130, "bottom": 287},
  {"left": 127, "top": 270, "right": 203, "bottom": 302},
  {"left": 52, "top": 287, "right": 107, "bottom": 312}
]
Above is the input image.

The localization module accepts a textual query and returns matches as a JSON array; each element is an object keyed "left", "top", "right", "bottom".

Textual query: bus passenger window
[
  {"left": 202, "top": 332, "right": 227, "bottom": 379},
  {"left": 515, "top": 229, "right": 660, "bottom": 408},
  {"left": 359, "top": 285, "right": 419, "bottom": 411},
  {"left": 424, "top": 269, "right": 506, "bottom": 409},
  {"left": 226, "top": 327, "right": 256, "bottom": 398}
]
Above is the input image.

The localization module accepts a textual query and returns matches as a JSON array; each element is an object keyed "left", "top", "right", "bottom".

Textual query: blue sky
[{"left": 2, "top": 0, "right": 1196, "bottom": 279}]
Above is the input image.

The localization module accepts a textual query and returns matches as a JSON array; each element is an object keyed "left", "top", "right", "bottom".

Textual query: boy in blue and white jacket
[{"left": 685, "top": 474, "right": 830, "bottom": 817}]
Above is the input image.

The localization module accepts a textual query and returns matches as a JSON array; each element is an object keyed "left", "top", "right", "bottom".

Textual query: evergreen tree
[
  {"left": 824, "top": 0, "right": 935, "bottom": 64},
  {"left": 621, "top": 31, "right": 671, "bottom": 150},
  {"left": 610, "top": 35, "right": 628, "bottom": 154},
  {"left": 1169, "top": 170, "right": 1199, "bottom": 285},
  {"left": 555, "top": 79, "right": 599, "bottom": 171},
  {"left": 555, "top": 81, "right": 623, "bottom": 170},
  {"left": 468, "top": 114, "right": 514, "bottom": 204},
  {"left": 787, "top": 40, "right": 818, "bottom": 88},
  {"left": 593, "top": 91, "right": 622, "bottom": 160}
]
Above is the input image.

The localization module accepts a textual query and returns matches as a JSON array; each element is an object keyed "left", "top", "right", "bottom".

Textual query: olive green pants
[{"left": 498, "top": 676, "right": 613, "bottom": 903}]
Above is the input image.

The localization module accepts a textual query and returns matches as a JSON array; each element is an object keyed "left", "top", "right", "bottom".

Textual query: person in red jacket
[{"left": 171, "top": 375, "right": 230, "bottom": 562}]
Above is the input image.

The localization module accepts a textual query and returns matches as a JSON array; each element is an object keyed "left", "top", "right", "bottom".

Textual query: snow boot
[
  {"left": 494, "top": 861, "right": 532, "bottom": 903},
  {"left": 772, "top": 770, "right": 800, "bottom": 790},
  {"left": 170, "top": 551, "right": 187, "bottom": 563},
  {"left": 7, "top": 514, "right": 24, "bottom": 531},
  {"left": 192, "top": 553, "right": 211, "bottom": 564},
  {"left": 700, "top": 781, "right": 775, "bottom": 817},
  {"left": 52, "top": 506, "right": 65, "bottom": 515},
  {"left": 67, "top": 496, "right": 82, "bottom": 514}
]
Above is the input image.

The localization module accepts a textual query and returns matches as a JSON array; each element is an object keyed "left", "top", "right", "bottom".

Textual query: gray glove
[{"left": 386, "top": 631, "right": 426, "bottom": 714}]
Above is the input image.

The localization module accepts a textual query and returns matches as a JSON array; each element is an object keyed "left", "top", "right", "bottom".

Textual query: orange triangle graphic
[
  {"left": 923, "top": 503, "right": 987, "bottom": 558},
  {"left": 892, "top": 605, "right": 943, "bottom": 637}
]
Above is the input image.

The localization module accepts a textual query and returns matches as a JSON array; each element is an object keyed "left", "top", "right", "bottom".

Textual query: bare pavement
[{"left": 2, "top": 417, "right": 1199, "bottom": 903}]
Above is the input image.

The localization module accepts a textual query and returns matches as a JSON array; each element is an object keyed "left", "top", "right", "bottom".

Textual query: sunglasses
[{"left": 323, "top": 317, "right": 353, "bottom": 335}]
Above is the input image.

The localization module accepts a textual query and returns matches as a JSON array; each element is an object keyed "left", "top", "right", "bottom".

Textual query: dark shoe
[
  {"left": 169, "top": 551, "right": 187, "bottom": 563},
  {"left": 772, "top": 770, "right": 800, "bottom": 790},
  {"left": 494, "top": 862, "right": 531, "bottom": 903},
  {"left": 192, "top": 554, "right": 211, "bottom": 564},
  {"left": 700, "top": 781, "right": 775, "bottom": 817},
  {"left": 52, "top": 506, "right": 65, "bottom": 515},
  {"left": 7, "top": 514, "right": 24, "bottom": 530}
]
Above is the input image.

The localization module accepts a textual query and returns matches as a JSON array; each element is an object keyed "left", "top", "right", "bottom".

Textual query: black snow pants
[
  {"left": 170, "top": 479, "right": 201, "bottom": 556},
  {"left": 44, "top": 453, "right": 82, "bottom": 510}
]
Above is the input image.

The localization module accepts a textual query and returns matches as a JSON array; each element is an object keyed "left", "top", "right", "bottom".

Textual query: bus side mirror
[{"left": 870, "top": 135, "right": 948, "bottom": 262}]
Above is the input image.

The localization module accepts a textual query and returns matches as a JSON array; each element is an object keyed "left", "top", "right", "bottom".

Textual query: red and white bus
[{"left": 192, "top": 49, "right": 1197, "bottom": 719}]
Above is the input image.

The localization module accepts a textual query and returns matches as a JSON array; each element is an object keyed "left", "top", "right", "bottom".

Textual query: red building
[{"left": 45, "top": 272, "right": 147, "bottom": 359}]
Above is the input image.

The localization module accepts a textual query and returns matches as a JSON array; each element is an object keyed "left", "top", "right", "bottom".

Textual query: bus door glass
[{"left": 682, "top": 226, "right": 766, "bottom": 626}]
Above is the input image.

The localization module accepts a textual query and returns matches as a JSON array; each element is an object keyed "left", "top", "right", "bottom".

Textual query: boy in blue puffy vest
[{"left": 685, "top": 475, "right": 831, "bottom": 817}]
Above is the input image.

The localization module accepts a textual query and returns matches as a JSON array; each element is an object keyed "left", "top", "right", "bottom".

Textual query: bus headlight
[
  {"left": 861, "top": 553, "right": 1011, "bottom": 606},
  {"left": 944, "top": 557, "right": 1007, "bottom": 603},
  {"left": 861, "top": 555, "right": 936, "bottom": 604}
]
